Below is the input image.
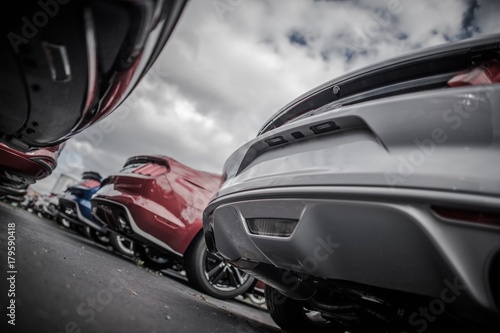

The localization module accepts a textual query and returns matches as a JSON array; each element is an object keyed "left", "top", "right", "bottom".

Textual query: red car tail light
[
  {"left": 115, "top": 182, "right": 143, "bottom": 194},
  {"left": 80, "top": 180, "right": 101, "bottom": 189},
  {"left": 448, "top": 59, "right": 500, "bottom": 87},
  {"left": 432, "top": 206, "right": 500, "bottom": 227},
  {"left": 133, "top": 163, "right": 168, "bottom": 176}
]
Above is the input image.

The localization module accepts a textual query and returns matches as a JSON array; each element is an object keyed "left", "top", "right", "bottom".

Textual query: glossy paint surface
[
  {"left": 93, "top": 156, "right": 221, "bottom": 254},
  {"left": 0, "top": 142, "right": 62, "bottom": 185}
]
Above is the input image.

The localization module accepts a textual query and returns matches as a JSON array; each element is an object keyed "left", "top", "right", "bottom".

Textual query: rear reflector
[
  {"left": 448, "top": 59, "right": 500, "bottom": 87},
  {"left": 432, "top": 206, "right": 500, "bottom": 227},
  {"left": 115, "top": 182, "right": 143, "bottom": 194},
  {"left": 246, "top": 218, "right": 298, "bottom": 237}
]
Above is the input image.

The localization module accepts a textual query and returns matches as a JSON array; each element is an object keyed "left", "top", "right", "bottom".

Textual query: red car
[
  {"left": 0, "top": 143, "right": 63, "bottom": 199},
  {"left": 91, "top": 155, "right": 255, "bottom": 299}
]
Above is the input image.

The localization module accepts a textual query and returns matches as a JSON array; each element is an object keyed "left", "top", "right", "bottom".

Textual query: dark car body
[
  {"left": 91, "top": 155, "right": 255, "bottom": 299},
  {"left": 0, "top": 0, "right": 187, "bottom": 151},
  {"left": 203, "top": 34, "right": 500, "bottom": 332}
]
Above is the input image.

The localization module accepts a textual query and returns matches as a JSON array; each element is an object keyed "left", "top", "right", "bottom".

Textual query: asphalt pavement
[{"left": 0, "top": 201, "right": 281, "bottom": 333}]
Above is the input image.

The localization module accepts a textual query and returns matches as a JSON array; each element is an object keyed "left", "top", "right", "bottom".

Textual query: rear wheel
[
  {"left": 110, "top": 233, "right": 134, "bottom": 257},
  {"left": 69, "top": 222, "right": 86, "bottom": 236},
  {"left": 85, "top": 226, "right": 110, "bottom": 245},
  {"left": 184, "top": 233, "right": 255, "bottom": 299},
  {"left": 133, "top": 243, "right": 171, "bottom": 271},
  {"left": 248, "top": 281, "right": 266, "bottom": 306}
]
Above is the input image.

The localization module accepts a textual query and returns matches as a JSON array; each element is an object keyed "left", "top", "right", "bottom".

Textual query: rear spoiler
[
  {"left": 258, "top": 33, "right": 500, "bottom": 135},
  {"left": 123, "top": 155, "right": 170, "bottom": 169}
]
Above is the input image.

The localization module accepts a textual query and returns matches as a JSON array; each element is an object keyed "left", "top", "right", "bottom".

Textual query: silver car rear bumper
[{"left": 205, "top": 186, "right": 500, "bottom": 318}]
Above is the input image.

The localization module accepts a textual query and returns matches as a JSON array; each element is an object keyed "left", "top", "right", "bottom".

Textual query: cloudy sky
[{"left": 33, "top": 0, "right": 500, "bottom": 194}]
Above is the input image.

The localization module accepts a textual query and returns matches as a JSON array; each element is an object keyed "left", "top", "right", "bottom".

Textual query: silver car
[{"left": 203, "top": 34, "right": 500, "bottom": 332}]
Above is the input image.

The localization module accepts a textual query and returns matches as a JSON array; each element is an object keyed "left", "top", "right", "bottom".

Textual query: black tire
[
  {"left": 85, "top": 226, "right": 110, "bottom": 245},
  {"left": 69, "top": 221, "right": 86, "bottom": 235},
  {"left": 265, "top": 285, "right": 341, "bottom": 333},
  {"left": 109, "top": 233, "right": 134, "bottom": 257},
  {"left": 184, "top": 233, "right": 255, "bottom": 299},
  {"left": 248, "top": 283, "right": 266, "bottom": 306},
  {"left": 133, "top": 243, "right": 171, "bottom": 271}
]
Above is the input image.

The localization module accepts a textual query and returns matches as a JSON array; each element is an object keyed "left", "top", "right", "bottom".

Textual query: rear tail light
[
  {"left": 80, "top": 179, "right": 101, "bottom": 188},
  {"left": 432, "top": 206, "right": 500, "bottom": 227},
  {"left": 246, "top": 218, "right": 298, "bottom": 237},
  {"left": 115, "top": 182, "right": 143, "bottom": 194},
  {"left": 448, "top": 59, "right": 500, "bottom": 87}
]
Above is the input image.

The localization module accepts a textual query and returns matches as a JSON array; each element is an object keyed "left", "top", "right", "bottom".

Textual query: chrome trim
[
  {"left": 92, "top": 197, "right": 183, "bottom": 257},
  {"left": 0, "top": 185, "right": 27, "bottom": 196},
  {"left": 61, "top": 198, "right": 106, "bottom": 233}
]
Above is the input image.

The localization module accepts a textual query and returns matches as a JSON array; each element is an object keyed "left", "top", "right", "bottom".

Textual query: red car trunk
[{"left": 92, "top": 155, "right": 221, "bottom": 255}]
